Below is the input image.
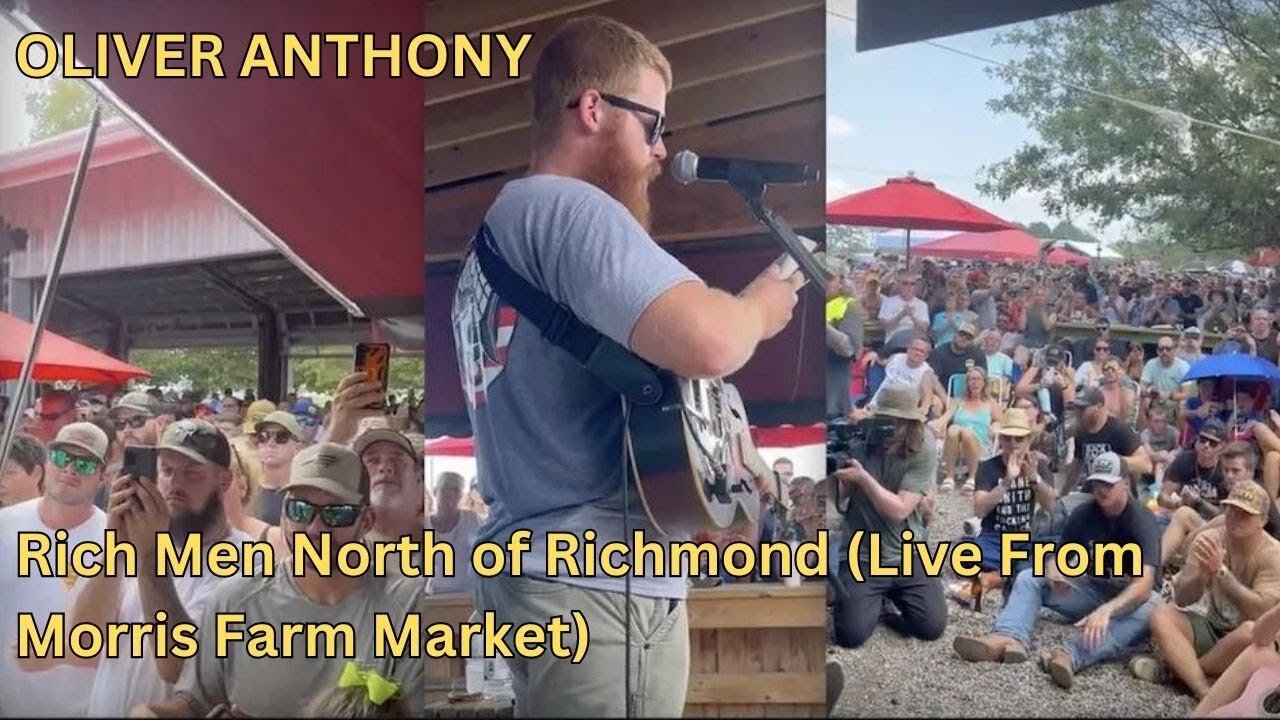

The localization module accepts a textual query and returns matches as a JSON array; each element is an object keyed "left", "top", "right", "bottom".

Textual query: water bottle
[{"left": 465, "top": 611, "right": 485, "bottom": 695}]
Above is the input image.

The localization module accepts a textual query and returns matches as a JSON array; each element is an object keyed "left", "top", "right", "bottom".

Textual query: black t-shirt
[
  {"left": 1173, "top": 293, "right": 1204, "bottom": 327},
  {"left": 975, "top": 455, "right": 1038, "bottom": 534},
  {"left": 1061, "top": 497, "right": 1162, "bottom": 600},
  {"left": 1163, "top": 450, "right": 1227, "bottom": 516},
  {"left": 928, "top": 342, "right": 986, "bottom": 390},
  {"left": 1074, "top": 417, "right": 1143, "bottom": 496}
]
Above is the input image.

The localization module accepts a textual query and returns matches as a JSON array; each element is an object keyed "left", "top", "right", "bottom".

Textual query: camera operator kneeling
[{"left": 831, "top": 383, "right": 947, "bottom": 649}]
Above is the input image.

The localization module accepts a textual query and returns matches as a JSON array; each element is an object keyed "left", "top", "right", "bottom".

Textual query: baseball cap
[
  {"left": 353, "top": 428, "right": 419, "bottom": 461},
  {"left": 957, "top": 322, "right": 979, "bottom": 338},
  {"left": 1221, "top": 480, "right": 1270, "bottom": 518},
  {"left": 241, "top": 399, "right": 277, "bottom": 434},
  {"left": 1085, "top": 452, "right": 1125, "bottom": 487},
  {"left": 283, "top": 442, "right": 366, "bottom": 505},
  {"left": 1199, "top": 418, "right": 1227, "bottom": 443},
  {"left": 1183, "top": 326, "right": 1202, "bottom": 337},
  {"left": 158, "top": 419, "right": 232, "bottom": 469},
  {"left": 1073, "top": 387, "right": 1106, "bottom": 408},
  {"left": 254, "top": 411, "right": 303, "bottom": 441},
  {"left": 109, "top": 391, "right": 159, "bottom": 418},
  {"left": 1044, "top": 346, "right": 1067, "bottom": 365},
  {"left": 34, "top": 391, "right": 75, "bottom": 417},
  {"left": 50, "top": 422, "right": 110, "bottom": 464}
]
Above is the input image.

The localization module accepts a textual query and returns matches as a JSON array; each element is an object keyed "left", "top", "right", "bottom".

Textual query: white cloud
[
  {"left": 826, "top": 172, "right": 855, "bottom": 202},
  {"left": 828, "top": 114, "right": 856, "bottom": 138}
]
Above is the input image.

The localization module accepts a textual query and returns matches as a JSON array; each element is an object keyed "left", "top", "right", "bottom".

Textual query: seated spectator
[
  {"left": 931, "top": 366, "right": 1004, "bottom": 495},
  {"left": 953, "top": 452, "right": 1161, "bottom": 689},
  {"left": 1143, "top": 407, "right": 1182, "bottom": 486},
  {"left": 1131, "top": 481, "right": 1280, "bottom": 701}
]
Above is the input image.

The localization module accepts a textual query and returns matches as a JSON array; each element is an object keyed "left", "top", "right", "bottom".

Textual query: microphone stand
[{"left": 727, "top": 165, "right": 829, "bottom": 296}]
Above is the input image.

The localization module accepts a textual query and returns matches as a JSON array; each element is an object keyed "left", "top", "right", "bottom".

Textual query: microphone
[{"left": 670, "top": 150, "right": 820, "bottom": 186}]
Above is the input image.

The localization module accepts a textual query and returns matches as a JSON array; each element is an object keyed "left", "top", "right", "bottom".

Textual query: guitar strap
[{"left": 471, "top": 223, "right": 665, "bottom": 406}]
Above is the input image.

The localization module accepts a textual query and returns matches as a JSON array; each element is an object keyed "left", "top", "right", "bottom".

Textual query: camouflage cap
[{"left": 158, "top": 418, "right": 231, "bottom": 469}]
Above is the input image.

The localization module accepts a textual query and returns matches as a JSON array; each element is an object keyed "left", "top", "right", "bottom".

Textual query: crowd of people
[
  {"left": 826, "top": 256, "right": 1280, "bottom": 716},
  {"left": 0, "top": 372, "right": 436, "bottom": 717}
]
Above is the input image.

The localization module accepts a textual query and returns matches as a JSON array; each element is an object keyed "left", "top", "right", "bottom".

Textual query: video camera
[{"left": 826, "top": 416, "right": 895, "bottom": 476}]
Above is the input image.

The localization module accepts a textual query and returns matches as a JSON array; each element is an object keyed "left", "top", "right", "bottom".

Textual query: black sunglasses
[
  {"left": 114, "top": 414, "right": 151, "bottom": 431},
  {"left": 256, "top": 429, "right": 294, "bottom": 445},
  {"left": 1198, "top": 435, "right": 1223, "bottom": 448},
  {"left": 567, "top": 92, "right": 665, "bottom": 146},
  {"left": 283, "top": 498, "right": 363, "bottom": 528}
]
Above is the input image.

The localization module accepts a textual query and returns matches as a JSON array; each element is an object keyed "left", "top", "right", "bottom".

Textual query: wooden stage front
[{"left": 424, "top": 583, "right": 827, "bottom": 718}]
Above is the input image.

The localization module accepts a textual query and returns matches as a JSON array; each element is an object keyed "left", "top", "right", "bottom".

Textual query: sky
[{"left": 825, "top": 0, "right": 1119, "bottom": 244}]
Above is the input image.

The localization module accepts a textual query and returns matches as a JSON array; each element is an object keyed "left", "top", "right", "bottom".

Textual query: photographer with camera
[{"left": 830, "top": 384, "right": 946, "bottom": 649}]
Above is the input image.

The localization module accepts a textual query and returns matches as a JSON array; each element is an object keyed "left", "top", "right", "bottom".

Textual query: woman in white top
[{"left": 428, "top": 471, "right": 480, "bottom": 595}]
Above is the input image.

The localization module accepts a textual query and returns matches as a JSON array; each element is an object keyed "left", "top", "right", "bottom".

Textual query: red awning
[
  {"left": 10, "top": 1, "right": 423, "bottom": 318},
  {"left": 750, "top": 424, "right": 825, "bottom": 448},
  {"left": 0, "top": 311, "right": 150, "bottom": 384},
  {"left": 826, "top": 175, "right": 1016, "bottom": 233},
  {"left": 424, "top": 435, "right": 475, "bottom": 458},
  {"left": 915, "top": 228, "right": 1042, "bottom": 262}
]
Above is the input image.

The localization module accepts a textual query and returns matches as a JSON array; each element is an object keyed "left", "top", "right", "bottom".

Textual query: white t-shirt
[
  {"left": 429, "top": 510, "right": 479, "bottom": 595},
  {"left": 872, "top": 354, "right": 933, "bottom": 406},
  {"left": 85, "top": 529, "right": 257, "bottom": 718},
  {"left": 878, "top": 295, "right": 930, "bottom": 338},
  {"left": 0, "top": 499, "right": 107, "bottom": 718}
]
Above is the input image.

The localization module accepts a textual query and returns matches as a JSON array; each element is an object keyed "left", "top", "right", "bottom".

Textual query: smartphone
[
  {"left": 354, "top": 342, "right": 391, "bottom": 410},
  {"left": 122, "top": 445, "right": 158, "bottom": 483}
]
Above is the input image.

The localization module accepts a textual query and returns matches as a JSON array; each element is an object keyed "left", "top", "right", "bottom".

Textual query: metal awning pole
[{"left": 0, "top": 104, "right": 102, "bottom": 479}]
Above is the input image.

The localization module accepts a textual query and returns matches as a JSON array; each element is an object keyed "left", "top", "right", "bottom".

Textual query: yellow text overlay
[{"left": 844, "top": 531, "right": 1145, "bottom": 580}]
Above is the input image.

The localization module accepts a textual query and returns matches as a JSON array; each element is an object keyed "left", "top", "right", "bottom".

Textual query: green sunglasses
[
  {"left": 49, "top": 448, "right": 101, "bottom": 476},
  {"left": 283, "top": 498, "right": 363, "bottom": 528}
]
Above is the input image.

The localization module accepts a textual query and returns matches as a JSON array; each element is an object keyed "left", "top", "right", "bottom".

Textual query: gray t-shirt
[
  {"left": 174, "top": 568, "right": 423, "bottom": 717},
  {"left": 450, "top": 175, "right": 698, "bottom": 600}
]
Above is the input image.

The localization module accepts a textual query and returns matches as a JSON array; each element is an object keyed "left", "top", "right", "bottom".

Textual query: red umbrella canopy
[
  {"left": 826, "top": 175, "right": 1018, "bottom": 232},
  {"left": 424, "top": 436, "right": 475, "bottom": 458},
  {"left": 914, "top": 228, "right": 1042, "bottom": 262},
  {"left": 1249, "top": 248, "right": 1280, "bottom": 268},
  {"left": 1046, "top": 246, "right": 1090, "bottom": 267},
  {"left": 0, "top": 311, "right": 151, "bottom": 384}
]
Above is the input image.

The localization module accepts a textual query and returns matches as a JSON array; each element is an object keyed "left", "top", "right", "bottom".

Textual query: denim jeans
[{"left": 992, "top": 567, "right": 1159, "bottom": 671}]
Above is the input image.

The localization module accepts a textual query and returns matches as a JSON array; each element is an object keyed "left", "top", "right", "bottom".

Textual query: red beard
[{"left": 581, "top": 123, "right": 661, "bottom": 231}]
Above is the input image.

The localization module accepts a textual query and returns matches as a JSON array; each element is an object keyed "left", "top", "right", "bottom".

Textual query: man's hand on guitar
[{"left": 740, "top": 267, "right": 801, "bottom": 341}]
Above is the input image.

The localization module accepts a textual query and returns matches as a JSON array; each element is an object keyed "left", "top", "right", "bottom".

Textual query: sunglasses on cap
[
  {"left": 114, "top": 414, "right": 151, "bottom": 431},
  {"left": 256, "top": 429, "right": 294, "bottom": 445},
  {"left": 49, "top": 448, "right": 101, "bottom": 476},
  {"left": 283, "top": 498, "right": 363, "bottom": 528},
  {"left": 1198, "top": 435, "right": 1223, "bottom": 448},
  {"left": 567, "top": 93, "right": 665, "bottom": 146}
]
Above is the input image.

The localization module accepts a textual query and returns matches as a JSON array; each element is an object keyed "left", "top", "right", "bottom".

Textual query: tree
[
  {"left": 1024, "top": 221, "right": 1055, "bottom": 238},
  {"left": 25, "top": 78, "right": 116, "bottom": 141},
  {"left": 826, "top": 224, "right": 871, "bottom": 261},
  {"left": 979, "top": 0, "right": 1280, "bottom": 254},
  {"left": 130, "top": 348, "right": 258, "bottom": 394}
]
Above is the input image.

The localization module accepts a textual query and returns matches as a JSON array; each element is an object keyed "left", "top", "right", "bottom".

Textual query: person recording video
[{"left": 829, "top": 383, "right": 946, "bottom": 649}]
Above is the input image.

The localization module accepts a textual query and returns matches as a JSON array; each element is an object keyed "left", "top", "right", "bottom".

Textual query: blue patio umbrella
[{"left": 1183, "top": 354, "right": 1280, "bottom": 384}]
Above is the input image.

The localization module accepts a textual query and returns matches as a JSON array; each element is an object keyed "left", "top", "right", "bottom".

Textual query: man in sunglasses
[
  {"left": 449, "top": 15, "right": 798, "bottom": 718},
  {"left": 107, "top": 390, "right": 165, "bottom": 450},
  {"left": 252, "top": 410, "right": 304, "bottom": 526},
  {"left": 1141, "top": 335, "right": 1192, "bottom": 405},
  {"left": 47, "top": 419, "right": 255, "bottom": 717},
  {"left": 22, "top": 389, "right": 77, "bottom": 444},
  {"left": 144, "top": 443, "right": 423, "bottom": 717},
  {"left": 0, "top": 422, "right": 109, "bottom": 716}
]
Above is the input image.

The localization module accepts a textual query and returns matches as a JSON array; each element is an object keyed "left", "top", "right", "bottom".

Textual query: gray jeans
[{"left": 475, "top": 574, "right": 689, "bottom": 718}]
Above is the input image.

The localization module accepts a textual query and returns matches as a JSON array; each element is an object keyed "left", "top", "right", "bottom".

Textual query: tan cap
[
  {"left": 159, "top": 419, "right": 232, "bottom": 469},
  {"left": 1222, "top": 480, "right": 1270, "bottom": 518},
  {"left": 283, "top": 442, "right": 365, "bottom": 505},
  {"left": 957, "top": 322, "right": 979, "bottom": 338},
  {"left": 254, "top": 411, "right": 303, "bottom": 441},
  {"left": 868, "top": 383, "right": 924, "bottom": 422},
  {"left": 353, "top": 428, "right": 419, "bottom": 461},
  {"left": 996, "top": 408, "right": 1033, "bottom": 437},
  {"left": 50, "top": 422, "right": 110, "bottom": 464},
  {"left": 108, "top": 391, "right": 159, "bottom": 418},
  {"left": 241, "top": 399, "right": 277, "bottom": 434}
]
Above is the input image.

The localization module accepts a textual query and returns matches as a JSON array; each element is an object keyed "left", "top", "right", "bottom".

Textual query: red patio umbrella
[
  {"left": 750, "top": 424, "right": 825, "bottom": 448},
  {"left": 826, "top": 174, "right": 1017, "bottom": 264},
  {"left": 424, "top": 436, "right": 475, "bottom": 458},
  {"left": 1045, "top": 246, "right": 1090, "bottom": 267},
  {"left": 0, "top": 311, "right": 150, "bottom": 384},
  {"left": 914, "top": 228, "right": 1041, "bottom": 262}
]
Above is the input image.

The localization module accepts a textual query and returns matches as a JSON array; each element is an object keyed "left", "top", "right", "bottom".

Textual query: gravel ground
[{"left": 827, "top": 491, "right": 1197, "bottom": 718}]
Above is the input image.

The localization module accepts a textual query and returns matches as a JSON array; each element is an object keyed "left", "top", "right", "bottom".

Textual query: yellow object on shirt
[{"left": 826, "top": 296, "right": 851, "bottom": 323}]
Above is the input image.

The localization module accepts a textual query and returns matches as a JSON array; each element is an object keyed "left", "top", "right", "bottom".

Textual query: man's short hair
[
  {"left": 5, "top": 434, "right": 46, "bottom": 475},
  {"left": 530, "top": 16, "right": 673, "bottom": 151},
  {"left": 1220, "top": 441, "right": 1257, "bottom": 473}
]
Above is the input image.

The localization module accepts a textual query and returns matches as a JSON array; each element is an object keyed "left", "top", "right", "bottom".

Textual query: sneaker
[{"left": 1129, "top": 654, "right": 1169, "bottom": 684}]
